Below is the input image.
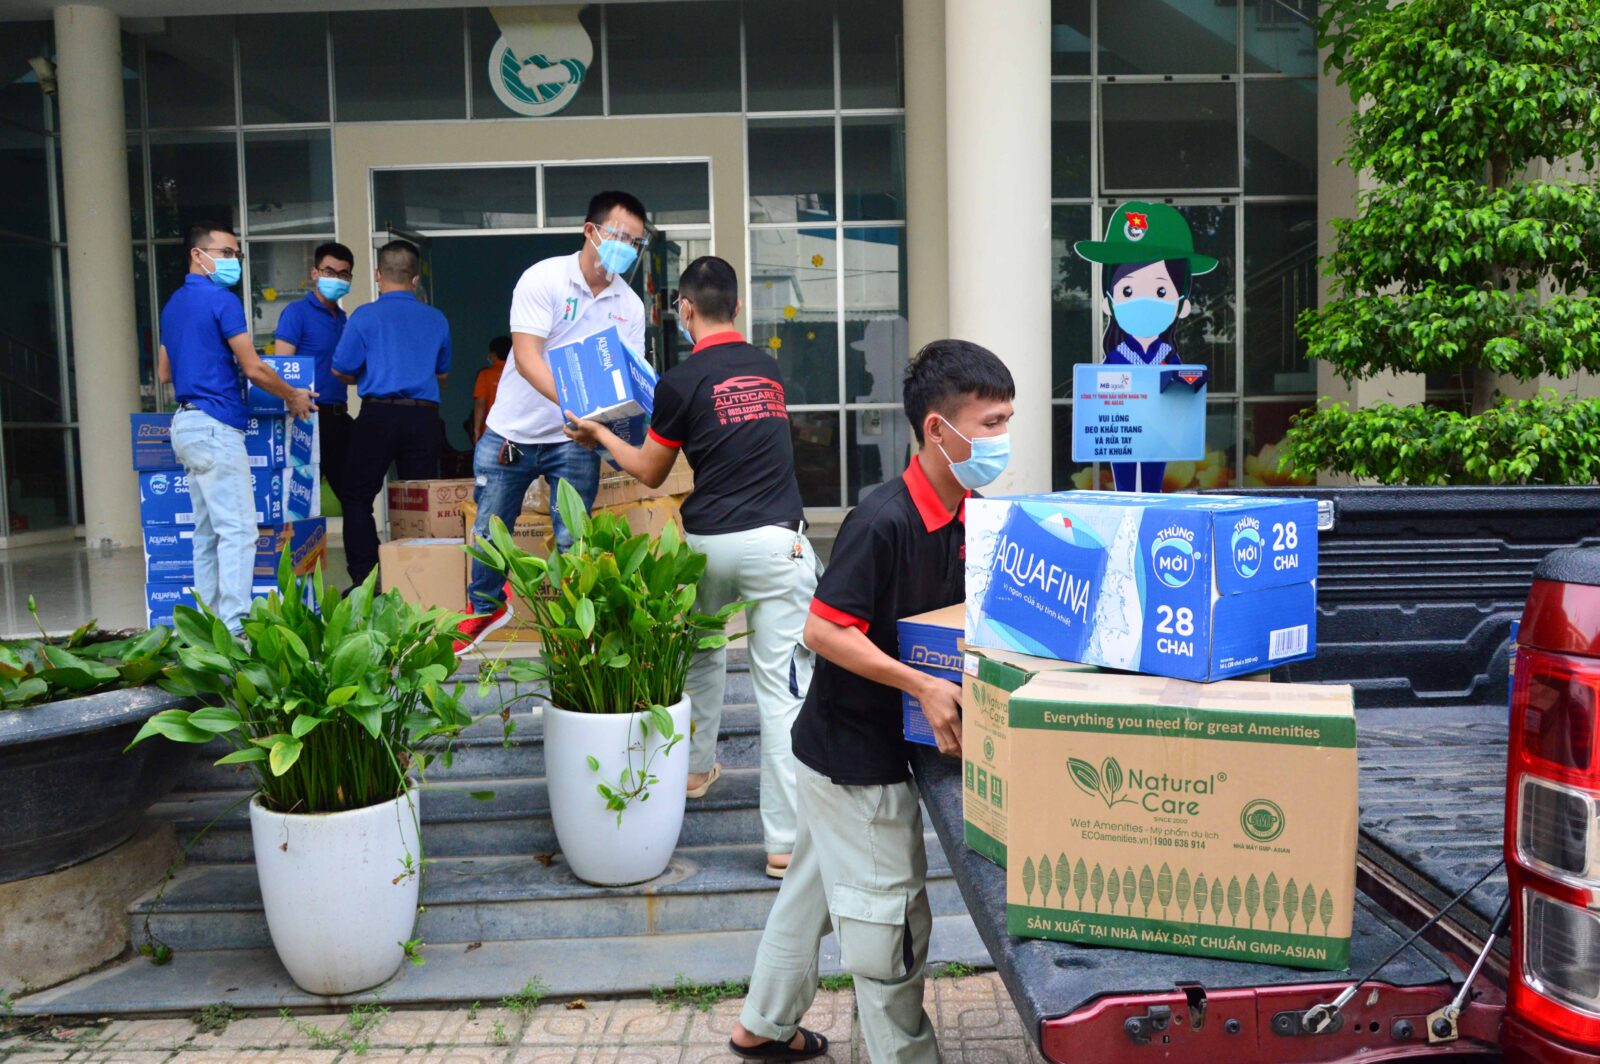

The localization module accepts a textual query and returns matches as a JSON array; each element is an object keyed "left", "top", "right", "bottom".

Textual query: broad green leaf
[
  {"left": 268, "top": 737, "right": 303, "bottom": 776},
  {"left": 290, "top": 714, "right": 323, "bottom": 738},
  {"left": 215, "top": 747, "right": 269, "bottom": 765},
  {"left": 185, "top": 706, "right": 244, "bottom": 734}
]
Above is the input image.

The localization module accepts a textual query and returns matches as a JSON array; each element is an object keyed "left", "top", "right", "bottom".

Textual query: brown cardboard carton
[
  {"left": 379, "top": 538, "right": 467, "bottom": 613},
  {"left": 460, "top": 499, "right": 556, "bottom": 555},
  {"left": 1005, "top": 671, "right": 1356, "bottom": 970},
  {"left": 960, "top": 647, "right": 1095, "bottom": 868},
  {"left": 523, "top": 462, "right": 694, "bottom": 514},
  {"left": 387, "top": 479, "right": 474, "bottom": 539}
]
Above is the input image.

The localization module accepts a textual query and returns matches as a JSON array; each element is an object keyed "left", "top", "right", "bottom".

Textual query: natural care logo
[
  {"left": 1231, "top": 516, "right": 1263, "bottom": 579},
  {"left": 1069, "top": 757, "right": 1226, "bottom": 814},
  {"left": 1068, "top": 757, "right": 1133, "bottom": 809},
  {"left": 1149, "top": 524, "right": 1199, "bottom": 589}
]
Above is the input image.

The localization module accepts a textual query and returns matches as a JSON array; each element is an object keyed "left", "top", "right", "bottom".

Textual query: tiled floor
[{"left": 0, "top": 973, "right": 1043, "bottom": 1063}]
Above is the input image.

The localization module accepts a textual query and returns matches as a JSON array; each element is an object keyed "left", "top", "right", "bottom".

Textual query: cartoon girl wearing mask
[{"left": 1075, "top": 202, "right": 1217, "bottom": 493}]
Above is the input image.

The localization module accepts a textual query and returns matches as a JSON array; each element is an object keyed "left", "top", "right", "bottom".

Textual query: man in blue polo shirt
[
  {"left": 273, "top": 241, "right": 354, "bottom": 501},
  {"left": 157, "top": 221, "right": 317, "bottom": 633},
  {"left": 333, "top": 238, "right": 452, "bottom": 588}
]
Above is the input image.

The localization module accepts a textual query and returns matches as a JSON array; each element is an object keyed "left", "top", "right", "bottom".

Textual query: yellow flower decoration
[
  {"left": 768, "top": 336, "right": 783, "bottom": 351},
  {"left": 806, "top": 331, "right": 816, "bottom": 341},
  {"left": 811, "top": 254, "right": 825, "bottom": 268},
  {"left": 783, "top": 305, "right": 798, "bottom": 320},
  {"left": 764, "top": 281, "right": 774, "bottom": 289},
  {"left": 262, "top": 287, "right": 278, "bottom": 303}
]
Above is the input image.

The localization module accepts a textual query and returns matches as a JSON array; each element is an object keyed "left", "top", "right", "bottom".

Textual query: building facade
[{"left": 0, "top": 0, "right": 1324, "bottom": 547}]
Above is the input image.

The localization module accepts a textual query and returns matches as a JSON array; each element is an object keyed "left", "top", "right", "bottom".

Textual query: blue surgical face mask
[
  {"left": 938, "top": 417, "right": 1011, "bottom": 490},
  {"left": 203, "top": 252, "right": 241, "bottom": 288},
  {"left": 1111, "top": 296, "right": 1178, "bottom": 338},
  {"left": 316, "top": 277, "right": 351, "bottom": 301},
  {"left": 677, "top": 319, "right": 694, "bottom": 347},
  {"left": 591, "top": 230, "right": 640, "bottom": 278}
]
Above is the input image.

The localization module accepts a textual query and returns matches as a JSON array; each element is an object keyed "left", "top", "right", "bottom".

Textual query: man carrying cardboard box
[
  {"left": 272, "top": 241, "right": 355, "bottom": 501},
  {"left": 563, "top": 256, "right": 814, "bottom": 880},
  {"left": 455, "top": 191, "right": 649, "bottom": 652}
]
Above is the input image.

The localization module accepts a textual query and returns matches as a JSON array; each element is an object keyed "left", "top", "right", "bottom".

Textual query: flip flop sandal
[
  {"left": 728, "top": 1027, "right": 828, "bottom": 1061},
  {"left": 765, "top": 862, "right": 788, "bottom": 880},
  {"left": 686, "top": 762, "right": 721, "bottom": 799}
]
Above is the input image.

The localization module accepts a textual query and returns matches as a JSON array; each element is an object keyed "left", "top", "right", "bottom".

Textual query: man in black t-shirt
[{"left": 562, "top": 256, "right": 815, "bottom": 881}]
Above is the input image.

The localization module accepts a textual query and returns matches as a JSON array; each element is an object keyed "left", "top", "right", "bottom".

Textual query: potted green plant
[
  {"left": 128, "top": 555, "right": 482, "bottom": 996},
  {"left": 471, "top": 479, "right": 744, "bottom": 886}
]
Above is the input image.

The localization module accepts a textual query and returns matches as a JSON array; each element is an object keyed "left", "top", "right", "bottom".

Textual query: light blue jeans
[{"left": 169, "top": 409, "right": 255, "bottom": 632}]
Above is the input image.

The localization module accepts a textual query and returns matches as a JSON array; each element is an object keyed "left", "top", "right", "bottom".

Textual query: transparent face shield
[{"left": 587, "top": 221, "right": 652, "bottom": 286}]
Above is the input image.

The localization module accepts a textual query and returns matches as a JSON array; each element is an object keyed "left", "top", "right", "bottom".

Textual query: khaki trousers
[{"left": 739, "top": 762, "right": 939, "bottom": 1063}]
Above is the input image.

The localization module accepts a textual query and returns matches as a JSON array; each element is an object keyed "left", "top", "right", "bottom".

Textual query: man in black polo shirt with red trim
[
  {"left": 561, "top": 255, "right": 815, "bottom": 881},
  {"left": 727, "top": 339, "right": 1016, "bottom": 1062}
]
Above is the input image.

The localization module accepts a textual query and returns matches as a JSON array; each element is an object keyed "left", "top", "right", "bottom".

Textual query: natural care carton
[
  {"left": 960, "top": 646, "right": 1094, "bottom": 867},
  {"left": 966, "top": 492, "right": 1318, "bottom": 681},
  {"left": 1005, "top": 670, "right": 1356, "bottom": 971}
]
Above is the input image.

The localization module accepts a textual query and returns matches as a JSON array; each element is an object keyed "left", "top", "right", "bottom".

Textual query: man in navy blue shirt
[
  {"left": 273, "top": 241, "right": 354, "bottom": 501},
  {"left": 333, "top": 239, "right": 452, "bottom": 587},
  {"left": 157, "top": 221, "right": 316, "bottom": 632}
]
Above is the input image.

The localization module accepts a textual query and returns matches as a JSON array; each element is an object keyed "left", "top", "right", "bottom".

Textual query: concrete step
[
  {"left": 14, "top": 914, "right": 987, "bottom": 1016},
  {"left": 130, "top": 837, "right": 965, "bottom": 952}
]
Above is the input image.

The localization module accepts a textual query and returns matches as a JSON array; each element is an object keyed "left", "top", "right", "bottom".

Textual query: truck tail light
[{"left": 1522, "top": 890, "right": 1600, "bottom": 1016}]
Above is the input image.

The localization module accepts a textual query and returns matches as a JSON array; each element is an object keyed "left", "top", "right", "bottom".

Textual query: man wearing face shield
[{"left": 455, "top": 190, "right": 649, "bottom": 652}]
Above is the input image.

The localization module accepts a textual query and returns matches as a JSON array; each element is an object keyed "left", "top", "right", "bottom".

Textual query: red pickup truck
[{"left": 914, "top": 488, "right": 1600, "bottom": 1063}]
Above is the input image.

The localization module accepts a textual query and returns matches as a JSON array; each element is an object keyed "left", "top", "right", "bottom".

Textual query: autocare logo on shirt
[{"left": 711, "top": 375, "right": 788, "bottom": 426}]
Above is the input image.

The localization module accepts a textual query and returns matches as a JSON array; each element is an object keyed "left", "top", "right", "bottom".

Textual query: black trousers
[
  {"left": 340, "top": 402, "right": 439, "bottom": 585},
  {"left": 318, "top": 407, "right": 354, "bottom": 501}
]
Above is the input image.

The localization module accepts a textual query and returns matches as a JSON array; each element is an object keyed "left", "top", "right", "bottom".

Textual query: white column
[
  {"left": 903, "top": 0, "right": 948, "bottom": 352},
  {"left": 944, "top": 0, "right": 1052, "bottom": 494},
  {"left": 54, "top": 4, "right": 142, "bottom": 549}
]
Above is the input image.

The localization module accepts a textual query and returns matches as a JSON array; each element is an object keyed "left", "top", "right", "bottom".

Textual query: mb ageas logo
[
  {"left": 488, "top": 5, "right": 593, "bottom": 118},
  {"left": 1068, "top": 756, "right": 1134, "bottom": 809},
  {"left": 1230, "top": 516, "right": 1264, "bottom": 579},
  {"left": 1150, "top": 524, "right": 1200, "bottom": 589}
]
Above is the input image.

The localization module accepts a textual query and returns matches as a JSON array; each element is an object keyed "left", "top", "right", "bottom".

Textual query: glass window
[
  {"left": 244, "top": 130, "right": 333, "bottom": 236},
  {"left": 143, "top": 17, "right": 236, "bottom": 128},
  {"left": 791, "top": 412, "right": 841, "bottom": 508},
  {"left": 1243, "top": 202, "right": 1316, "bottom": 394},
  {"left": 848, "top": 407, "right": 913, "bottom": 505},
  {"left": 751, "top": 227, "right": 838, "bottom": 405},
  {"left": 467, "top": 7, "right": 603, "bottom": 120},
  {"left": 1051, "top": 82, "right": 1091, "bottom": 200},
  {"left": 842, "top": 117, "right": 904, "bottom": 222},
  {"left": 1242, "top": 399, "right": 1315, "bottom": 486},
  {"left": 127, "top": 135, "right": 146, "bottom": 240},
  {"left": 1050, "top": 0, "right": 1091, "bottom": 76},
  {"left": 238, "top": 14, "right": 330, "bottom": 124},
  {"left": 332, "top": 11, "right": 466, "bottom": 122},
  {"left": 0, "top": 125, "right": 51, "bottom": 241},
  {"left": 843, "top": 228, "right": 906, "bottom": 403},
  {"left": 607, "top": 2, "right": 741, "bottom": 115},
  {"left": 248, "top": 240, "right": 318, "bottom": 352},
  {"left": 0, "top": 22, "right": 55, "bottom": 131},
  {"left": 546, "top": 163, "right": 710, "bottom": 226},
  {"left": 122, "top": 32, "right": 140, "bottom": 130},
  {"left": 745, "top": 0, "right": 834, "bottom": 112},
  {"left": 840, "top": 0, "right": 903, "bottom": 109},
  {"left": 749, "top": 118, "right": 836, "bottom": 223},
  {"left": 1051, "top": 205, "right": 1094, "bottom": 398},
  {"left": 1102, "top": 82, "right": 1239, "bottom": 191},
  {"left": 0, "top": 240, "right": 65, "bottom": 423},
  {"left": 148, "top": 132, "right": 239, "bottom": 239},
  {"left": 1244, "top": 79, "right": 1316, "bottom": 195},
  {"left": 1244, "top": 1, "right": 1317, "bottom": 76},
  {"left": 1100, "top": 0, "right": 1238, "bottom": 76},
  {"left": 133, "top": 246, "right": 158, "bottom": 410},
  {"left": 154, "top": 241, "right": 194, "bottom": 309},
  {"left": 4, "top": 427, "right": 73, "bottom": 531},
  {"left": 372, "top": 167, "right": 538, "bottom": 231}
]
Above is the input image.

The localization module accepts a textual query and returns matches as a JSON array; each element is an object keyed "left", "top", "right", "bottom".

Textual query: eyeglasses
[
  {"left": 591, "top": 223, "right": 649, "bottom": 253},
  {"left": 315, "top": 266, "right": 354, "bottom": 281},
  {"left": 198, "top": 246, "right": 241, "bottom": 259},
  {"left": 671, "top": 295, "right": 692, "bottom": 313}
]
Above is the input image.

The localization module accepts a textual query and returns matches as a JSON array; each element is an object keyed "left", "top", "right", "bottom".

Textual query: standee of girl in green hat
[{"left": 1075, "top": 202, "right": 1217, "bottom": 492}]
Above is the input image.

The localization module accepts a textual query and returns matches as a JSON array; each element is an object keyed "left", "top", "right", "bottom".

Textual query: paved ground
[{"left": 0, "top": 972, "right": 1041, "bottom": 1063}]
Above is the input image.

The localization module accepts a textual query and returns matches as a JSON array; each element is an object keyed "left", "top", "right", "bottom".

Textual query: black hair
[
  {"left": 313, "top": 241, "right": 355, "bottom": 268},
  {"left": 677, "top": 256, "right": 739, "bottom": 323},
  {"left": 903, "top": 339, "right": 1016, "bottom": 445},
  {"left": 586, "top": 190, "right": 649, "bottom": 228},
  {"left": 488, "top": 335, "right": 512, "bottom": 360},
  {"left": 184, "top": 221, "right": 235, "bottom": 255},
  {"left": 1100, "top": 258, "right": 1192, "bottom": 358},
  {"left": 376, "top": 239, "right": 420, "bottom": 283}
]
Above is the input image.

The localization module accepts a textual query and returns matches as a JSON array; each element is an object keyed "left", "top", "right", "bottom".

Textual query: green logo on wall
[{"left": 1240, "top": 798, "right": 1286, "bottom": 842}]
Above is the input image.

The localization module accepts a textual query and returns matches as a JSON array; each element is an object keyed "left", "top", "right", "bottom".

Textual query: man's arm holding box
[
  {"left": 562, "top": 413, "right": 678, "bottom": 487},
  {"left": 803, "top": 611, "right": 962, "bottom": 757},
  {"left": 232, "top": 335, "right": 316, "bottom": 419}
]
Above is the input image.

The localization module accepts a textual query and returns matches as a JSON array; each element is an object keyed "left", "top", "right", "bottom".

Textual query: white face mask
[{"left": 938, "top": 417, "right": 1011, "bottom": 490}]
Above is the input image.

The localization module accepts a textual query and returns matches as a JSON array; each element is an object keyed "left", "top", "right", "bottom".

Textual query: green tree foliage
[
  {"left": 1227, "top": 877, "right": 1243, "bottom": 925},
  {"left": 1264, "top": 873, "right": 1282, "bottom": 930},
  {"left": 1157, "top": 864, "right": 1174, "bottom": 918},
  {"left": 1284, "top": 877, "right": 1300, "bottom": 931},
  {"left": 1138, "top": 865, "right": 1156, "bottom": 918},
  {"left": 1090, "top": 863, "right": 1105, "bottom": 911},
  {"left": 1038, "top": 854, "right": 1053, "bottom": 906},
  {"left": 1107, "top": 867, "right": 1121, "bottom": 913},
  {"left": 1302, "top": 883, "right": 1319, "bottom": 933},
  {"left": 1022, "top": 857, "right": 1036, "bottom": 906},
  {"left": 1175, "top": 869, "right": 1192, "bottom": 919},
  {"left": 1122, "top": 866, "right": 1137, "bottom": 915},
  {"left": 1056, "top": 853, "right": 1071, "bottom": 907},
  {"left": 1074, "top": 858, "right": 1089, "bottom": 908},
  {"left": 1193, "top": 875, "right": 1210, "bottom": 921},
  {"left": 1282, "top": 0, "right": 1600, "bottom": 484}
]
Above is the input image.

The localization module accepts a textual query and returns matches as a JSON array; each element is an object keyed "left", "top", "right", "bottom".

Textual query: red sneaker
[{"left": 453, "top": 594, "right": 514, "bottom": 654}]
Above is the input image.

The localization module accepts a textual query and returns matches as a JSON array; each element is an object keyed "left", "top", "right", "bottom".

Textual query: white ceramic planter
[
  {"left": 249, "top": 790, "right": 422, "bottom": 995},
  {"left": 544, "top": 697, "right": 690, "bottom": 885}
]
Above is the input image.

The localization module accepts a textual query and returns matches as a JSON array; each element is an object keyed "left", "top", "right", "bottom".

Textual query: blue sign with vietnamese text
[{"left": 1071, "top": 363, "right": 1208, "bottom": 464}]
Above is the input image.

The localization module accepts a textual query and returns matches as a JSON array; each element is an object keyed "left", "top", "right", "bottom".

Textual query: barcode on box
[{"left": 1269, "top": 624, "right": 1309, "bottom": 660}]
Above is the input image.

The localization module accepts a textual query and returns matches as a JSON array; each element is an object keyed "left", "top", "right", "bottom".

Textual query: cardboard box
[
  {"left": 379, "top": 538, "right": 468, "bottom": 613},
  {"left": 548, "top": 325, "right": 655, "bottom": 425},
  {"left": 387, "top": 478, "right": 474, "bottom": 540},
  {"left": 138, "top": 465, "right": 320, "bottom": 526},
  {"left": 246, "top": 355, "right": 317, "bottom": 413},
  {"left": 145, "top": 580, "right": 312, "bottom": 628},
  {"left": 897, "top": 604, "right": 966, "bottom": 747},
  {"left": 143, "top": 519, "right": 327, "bottom": 583},
  {"left": 960, "top": 646, "right": 1095, "bottom": 868},
  {"left": 1005, "top": 670, "right": 1356, "bottom": 971},
  {"left": 965, "top": 492, "right": 1318, "bottom": 681},
  {"left": 460, "top": 499, "right": 556, "bottom": 555},
  {"left": 130, "top": 412, "right": 320, "bottom": 470},
  {"left": 523, "top": 462, "right": 694, "bottom": 515}
]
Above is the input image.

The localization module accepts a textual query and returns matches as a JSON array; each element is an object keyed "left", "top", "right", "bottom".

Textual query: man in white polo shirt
[{"left": 455, "top": 190, "right": 649, "bottom": 651}]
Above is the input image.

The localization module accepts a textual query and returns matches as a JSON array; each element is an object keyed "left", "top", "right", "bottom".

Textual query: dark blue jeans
[{"left": 466, "top": 429, "right": 600, "bottom": 614}]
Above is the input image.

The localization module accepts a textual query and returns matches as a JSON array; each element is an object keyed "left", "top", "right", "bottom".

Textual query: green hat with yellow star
[{"left": 1073, "top": 201, "right": 1219, "bottom": 274}]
